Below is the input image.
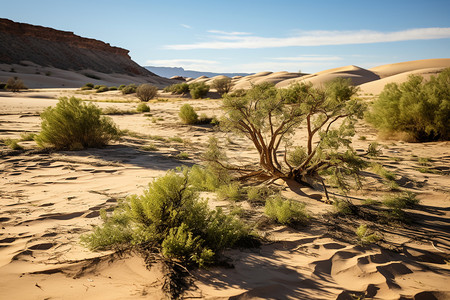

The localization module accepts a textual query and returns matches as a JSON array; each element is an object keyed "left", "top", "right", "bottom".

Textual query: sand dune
[
  {"left": 1, "top": 89, "right": 449, "bottom": 299},
  {"left": 370, "top": 58, "right": 450, "bottom": 78}
]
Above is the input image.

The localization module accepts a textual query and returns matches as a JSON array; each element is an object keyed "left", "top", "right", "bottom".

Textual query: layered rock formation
[{"left": 0, "top": 18, "right": 152, "bottom": 76}]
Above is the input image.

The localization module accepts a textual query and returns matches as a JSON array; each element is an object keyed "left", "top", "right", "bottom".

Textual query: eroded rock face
[{"left": 0, "top": 18, "right": 153, "bottom": 76}]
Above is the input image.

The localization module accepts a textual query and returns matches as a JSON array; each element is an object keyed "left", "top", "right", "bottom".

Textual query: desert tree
[
  {"left": 212, "top": 79, "right": 369, "bottom": 200},
  {"left": 211, "top": 77, "right": 233, "bottom": 95}
]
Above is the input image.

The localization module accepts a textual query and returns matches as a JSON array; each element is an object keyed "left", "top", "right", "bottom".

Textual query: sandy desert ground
[
  {"left": 1, "top": 61, "right": 449, "bottom": 299},
  {"left": 1, "top": 89, "right": 449, "bottom": 300}
]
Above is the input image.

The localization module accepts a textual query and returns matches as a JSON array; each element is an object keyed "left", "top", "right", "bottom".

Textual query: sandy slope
[{"left": 1, "top": 89, "right": 449, "bottom": 299}]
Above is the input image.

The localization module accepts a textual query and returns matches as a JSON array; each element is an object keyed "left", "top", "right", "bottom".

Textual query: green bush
[
  {"left": 81, "top": 168, "right": 250, "bottom": 267},
  {"left": 187, "top": 165, "right": 221, "bottom": 192},
  {"left": 179, "top": 104, "right": 198, "bottom": 124},
  {"left": 189, "top": 82, "right": 210, "bottom": 99},
  {"left": 164, "top": 83, "right": 190, "bottom": 95},
  {"left": 356, "top": 224, "right": 380, "bottom": 245},
  {"left": 265, "top": 195, "right": 309, "bottom": 225},
  {"left": 109, "top": 86, "right": 118, "bottom": 91},
  {"left": 96, "top": 85, "right": 109, "bottom": 93},
  {"left": 118, "top": 84, "right": 126, "bottom": 90},
  {"left": 121, "top": 84, "right": 137, "bottom": 95},
  {"left": 366, "top": 69, "right": 450, "bottom": 141},
  {"left": 216, "top": 182, "right": 242, "bottom": 201},
  {"left": 211, "top": 78, "right": 232, "bottom": 95},
  {"left": 4, "top": 139, "right": 23, "bottom": 150},
  {"left": 35, "top": 97, "right": 119, "bottom": 150},
  {"left": 333, "top": 198, "right": 358, "bottom": 215},
  {"left": 136, "top": 103, "right": 150, "bottom": 112},
  {"left": 136, "top": 84, "right": 158, "bottom": 101}
]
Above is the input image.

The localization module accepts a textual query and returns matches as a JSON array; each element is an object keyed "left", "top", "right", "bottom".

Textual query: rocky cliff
[{"left": 0, "top": 18, "right": 153, "bottom": 76}]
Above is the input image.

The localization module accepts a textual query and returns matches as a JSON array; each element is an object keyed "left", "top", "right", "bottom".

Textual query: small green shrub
[
  {"left": 371, "top": 163, "right": 396, "bottom": 181},
  {"left": 96, "top": 85, "right": 109, "bottom": 93},
  {"left": 101, "top": 107, "right": 135, "bottom": 115},
  {"left": 383, "top": 192, "right": 419, "bottom": 209},
  {"left": 333, "top": 198, "right": 358, "bottom": 215},
  {"left": 189, "top": 82, "right": 210, "bottom": 99},
  {"left": 81, "top": 168, "right": 251, "bottom": 267},
  {"left": 20, "top": 132, "right": 36, "bottom": 141},
  {"left": 35, "top": 97, "right": 119, "bottom": 150},
  {"left": 179, "top": 104, "right": 198, "bottom": 124},
  {"left": 164, "top": 83, "right": 190, "bottom": 95},
  {"left": 187, "top": 165, "right": 221, "bottom": 192},
  {"left": 136, "top": 84, "right": 158, "bottom": 101},
  {"left": 169, "top": 136, "right": 183, "bottom": 143},
  {"left": 4, "top": 139, "right": 23, "bottom": 150},
  {"left": 356, "top": 225, "right": 380, "bottom": 245},
  {"left": 121, "top": 84, "right": 137, "bottom": 95},
  {"left": 265, "top": 195, "right": 309, "bottom": 225},
  {"left": 140, "top": 144, "right": 158, "bottom": 151},
  {"left": 136, "top": 103, "right": 150, "bottom": 112},
  {"left": 216, "top": 182, "right": 242, "bottom": 201},
  {"left": 118, "top": 84, "right": 126, "bottom": 90},
  {"left": 246, "top": 185, "right": 276, "bottom": 204},
  {"left": 176, "top": 152, "right": 189, "bottom": 160},
  {"left": 287, "top": 146, "right": 307, "bottom": 167},
  {"left": 81, "top": 83, "right": 94, "bottom": 90},
  {"left": 109, "top": 86, "right": 118, "bottom": 91}
]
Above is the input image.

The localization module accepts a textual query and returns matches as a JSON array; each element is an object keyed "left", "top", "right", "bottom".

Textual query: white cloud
[
  {"left": 207, "top": 30, "right": 252, "bottom": 36},
  {"left": 272, "top": 55, "right": 343, "bottom": 62},
  {"left": 164, "top": 27, "right": 450, "bottom": 50},
  {"left": 181, "top": 24, "right": 192, "bottom": 29}
]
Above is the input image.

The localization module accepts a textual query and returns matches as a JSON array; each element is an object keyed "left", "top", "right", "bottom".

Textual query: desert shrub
[
  {"left": 164, "top": 83, "right": 190, "bottom": 95},
  {"left": 189, "top": 82, "right": 210, "bottom": 99},
  {"left": 35, "top": 97, "right": 119, "bottom": 150},
  {"left": 211, "top": 78, "right": 232, "bottom": 95},
  {"left": 5, "top": 77, "right": 27, "bottom": 92},
  {"left": 356, "top": 225, "right": 380, "bottom": 245},
  {"left": 371, "top": 163, "right": 396, "bottom": 181},
  {"left": 136, "top": 84, "right": 158, "bottom": 101},
  {"left": 20, "top": 132, "right": 36, "bottom": 141},
  {"left": 366, "top": 69, "right": 450, "bottom": 141},
  {"left": 246, "top": 185, "right": 276, "bottom": 204},
  {"left": 287, "top": 146, "right": 307, "bottom": 167},
  {"left": 187, "top": 165, "right": 221, "bottom": 192},
  {"left": 121, "top": 84, "right": 137, "bottom": 95},
  {"left": 101, "top": 107, "right": 135, "bottom": 115},
  {"left": 179, "top": 104, "right": 198, "bottom": 124},
  {"left": 118, "top": 84, "right": 126, "bottom": 90},
  {"left": 96, "top": 85, "right": 109, "bottom": 93},
  {"left": 333, "top": 198, "right": 358, "bottom": 215},
  {"left": 265, "top": 195, "right": 309, "bottom": 225},
  {"left": 176, "top": 152, "right": 189, "bottom": 160},
  {"left": 140, "top": 144, "right": 158, "bottom": 151},
  {"left": 136, "top": 103, "right": 150, "bottom": 112},
  {"left": 109, "top": 86, "right": 118, "bottom": 91},
  {"left": 81, "top": 168, "right": 251, "bottom": 267},
  {"left": 4, "top": 139, "right": 23, "bottom": 150},
  {"left": 81, "top": 83, "right": 94, "bottom": 90},
  {"left": 216, "top": 182, "right": 243, "bottom": 201},
  {"left": 382, "top": 192, "right": 419, "bottom": 209},
  {"left": 169, "top": 136, "right": 183, "bottom": 143}
]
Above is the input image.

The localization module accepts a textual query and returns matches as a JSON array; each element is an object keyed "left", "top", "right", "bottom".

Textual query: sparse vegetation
[
  {"left": 179, "top": 104, "right": 198, "bottom": 124},
  {"left": 136, "top": 84, "right": 158, "bottom": 101},
  {"left": 189, "top": 82, "right": 210, "bottom": 99},
  {"left": 366, "top": 68, "right": 450, "bottom": 141},
  {"left": 356, "top": 224, "right": 380, "bottom": 245},
  {"left": 211, "top": 78, "right": 232, "bottom": 95},
  {"left": 35, "top": 97, "right": 119, "bottom": 150},
  {"left": 176, "top": 152, "right": 190, "bottom": 160},
  {"left": 121, "top": 84, "right": 137, "bottom": 95},
  {"left": 216, "top": 182, "right": 243, "bottom": 202},
  {"left": 164, "top": 83, "right": 190, "bottom": 95},
  {"left": 265, "top": 195, "right": 309, "bottom": 226},
  {"left": 4, "top": 138, "right": 24, "bottom": 150},
  {"left": 136, "top": 103, "right": 151, "bottom": 112},
  {"left": 81, "top": 168, "right": 252, "bottom": 268},
  {"left": 5, "top": 77, "right": 27, "bottom": 92}
]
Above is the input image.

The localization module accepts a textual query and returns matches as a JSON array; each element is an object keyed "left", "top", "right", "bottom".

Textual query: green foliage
[
  {"left": 4, "top": 139, "right": 23, "bottom": 150},
  {"left": 121, "top": 84, "right": 137, "bottom": 95},
  {"left": 101, "top": 107, "right": 135, "bottom": 115},
  {"left": 136, "top": 103, "right": 151, "bottom": 112},
  {"left": 356, "top": 224, "right": 380, "bottom": 245},
  {"left": 96, "top": 85, "right": 109, "bottom": 93},
  {"left": 265, "top": 195, "right": 309, "bottom": 225},
  {"left": 169, "top": 136, "right": 183, "bottom": 143},
  {"left": 20, "top": 132, "right": 36, "bottom": 141},
  {"left": 179, "top": 104, "right": 198, "bottom": 124},
  {"left": 136, "top": 84, "right": 158, "bottom": 102},
  {"left": 81, "top": 168, "right": 251, "bottom": 267},
  {"left": 35, "top": 97, "right": 119, "bottom": 150},
  {"left": 189, "top": 82, "right": 210, "bottom": 99},
  {"left": 140, "top": 144, "right": 158, "bottom": 151},
  {"left": 118, "top": 84, "right": 126, "bottom": 90},
  {"left": 216, "top": 182, "right": 243, "bottom": 201},
  {"left": 81, "top": 83, "right": 94, "bottom": 90},
  {"left": 371, "top": 163, "right": 396, "bottom": 181},
  {"left": 5, "top": 77, "right": 27, "bottom": 92},
  {"left": 366, "top": 69, "right": 450, "bottom": 141},
  {"left": 164, "top": 83, "right": 190, "bottom": 95},
  {"left": 383, "top": 192, "right": 419, "bottom": 209},
  {"left": 187, "top": 165, "right": 221, "bottom": 192},
  {"left": 176, "top": 152, "right": 189, "bottom": 160},
  {"left": 211, "top": 78, "right": 232, "bottom": 95},
  {"left": 246, "top": 185, "right": 276, "bottom": 204},
  {"left": 221, "top": 79, "right": 366, "bottom": 192},
  {"left": 333, "top": 198, "right": 358, "bottom": 215}
]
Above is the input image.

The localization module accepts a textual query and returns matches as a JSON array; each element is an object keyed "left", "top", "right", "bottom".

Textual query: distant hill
[
  {"left": 0, "top": 18, "right": 174, "bottom": 88},
  {"left": 145, "top": 66, "right": 253, "bottom": 79}
]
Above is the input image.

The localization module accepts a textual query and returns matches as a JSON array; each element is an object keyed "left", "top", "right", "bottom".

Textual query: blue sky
[{"left": 2, "top": 0, "right": 450, "bottom": 73}]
